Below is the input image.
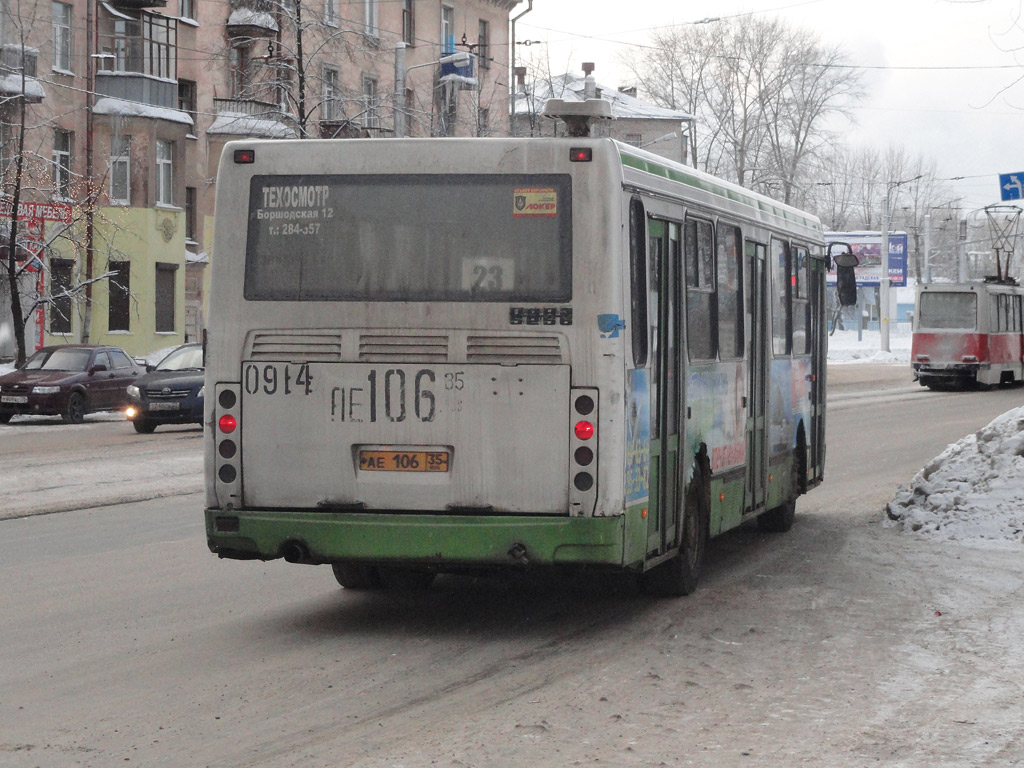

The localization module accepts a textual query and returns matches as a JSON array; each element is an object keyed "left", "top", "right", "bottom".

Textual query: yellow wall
[{"left": 42, "top": 206, "right": 188, "bottom": 359}]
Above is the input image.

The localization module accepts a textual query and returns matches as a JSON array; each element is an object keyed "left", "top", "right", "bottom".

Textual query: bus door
[
  {"left": 744, "top": 241, "right": 768, "bottom": 513},
  {"left": 809, "top": 255, "right": 827, "bottom": 481},
  {"left": 647, "top": 218, "right": 684, "bottom": 555}
]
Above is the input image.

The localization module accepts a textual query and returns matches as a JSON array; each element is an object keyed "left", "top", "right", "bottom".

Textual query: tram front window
[{"left": 918, "top": 292, "right": 977, "bottom": 330}]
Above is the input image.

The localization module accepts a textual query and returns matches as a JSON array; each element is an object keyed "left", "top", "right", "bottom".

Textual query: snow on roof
[
  {"left": 0, "top": 74, "right": 45, "bottom": 100},
  {"left": 93, "top": 97, "right": 193, "bottom": 126},
  {"left": 886, "top": 405, "right": 1024, "bottom": 547},
  {"left": 186, "top": 250, "right": 209, "bottom": 264},
  {"left": 513, "top": 73, "right": 692, "bottom": 121},
  {"left": 208, "top": 112, "right": 295, "bottom": 139},
  {"left": 227, "top": 9, "right": 279, "bottom": 32}
]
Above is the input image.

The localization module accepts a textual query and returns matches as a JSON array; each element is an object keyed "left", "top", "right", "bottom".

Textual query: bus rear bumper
[{"left": 205, "top": 509, "right": 627, "bottom": 569}]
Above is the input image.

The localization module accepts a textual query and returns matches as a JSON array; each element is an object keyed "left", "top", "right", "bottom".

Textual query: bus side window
[
  {"left": 792, "top": 245, "right": 811, "bottom": 355},
  {"left": 717, "top": 223, "right": 744, "bottom": 359},
  {"left": 770, "top": 238, "right": 791, "bottom": 356},
  {"left": 685, "top": 218, "right": 717, "bottom": 361},
  {"left": 629, "top": 197, "right": 649, "bottom": 367}
]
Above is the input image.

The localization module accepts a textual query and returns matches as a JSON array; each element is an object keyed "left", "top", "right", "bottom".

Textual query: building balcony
[
  {"left": 210, "top": 98, "right": 294, "bottom": 139},
  {"left": 106, "top": 0, "right": 168, "bottom": 9},
  {"left": 95, "top": 70, "right": 176, "bottom": 110},
  {"left": 0, "top": 45, "right": 44, "bottom": 103},
  {"left": 227, "top": 1, "right": 279, "bottom": 38}
]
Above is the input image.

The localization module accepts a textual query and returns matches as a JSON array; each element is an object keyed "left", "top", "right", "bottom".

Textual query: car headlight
[
  {"left": 127, "top": 384, "right": 141, "bottom": 398},
  {"left": 32, "top": 386, "right": 60, "bottom": 394},
  {"left": 197, "top": 385, "right": 205, "bottom": 398}
]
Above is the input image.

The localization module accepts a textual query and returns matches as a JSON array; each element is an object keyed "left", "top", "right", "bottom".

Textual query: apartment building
[{"left": 0, "top": 0, "right": 516, "bottom": 360}]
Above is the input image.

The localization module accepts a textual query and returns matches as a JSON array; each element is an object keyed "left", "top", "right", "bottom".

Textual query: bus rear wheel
[
  {"left": 641, "top": 472, "right": 708, "bottom": 597},
  {"left": 332, "top": 563, "right": 381, "bottom": 590},
  {"left": 758, "top": 439, "right": 805, "bottom": 533},
  {"left": 378, "top": 567, "right": 436, "bottom": 591}
]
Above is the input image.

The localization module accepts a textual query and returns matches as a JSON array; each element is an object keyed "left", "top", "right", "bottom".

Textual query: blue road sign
[{"left": 1000, "top": 172, "right": 1024, "bottom": 201}]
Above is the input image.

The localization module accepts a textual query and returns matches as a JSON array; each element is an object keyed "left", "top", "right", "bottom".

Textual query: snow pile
[
  {"left": 886, "top": 406, "right": 1024, "bottom": 546},
  {"left": 828, "top": 327, "right": 912, "bottom": 364}
]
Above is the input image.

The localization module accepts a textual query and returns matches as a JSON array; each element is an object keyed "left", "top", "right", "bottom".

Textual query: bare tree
[{"left": 623, "top": 16, "right": 864, "bottom": 198}]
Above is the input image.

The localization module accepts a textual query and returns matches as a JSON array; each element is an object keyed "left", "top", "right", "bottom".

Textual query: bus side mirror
[
  {"left": 829, "top": 247, "right": 859, "bottom": 307},
  {"left": 836, "top": 265, "right": 857, "bottom": 306}
]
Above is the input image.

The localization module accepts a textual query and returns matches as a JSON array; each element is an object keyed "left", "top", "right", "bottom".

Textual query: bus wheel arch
[
  {"left": 640, "top": 446, "right": 710, "bottom": 597},
  {"left": 758, "top": 427, "right": 805, "bottom": 533}
]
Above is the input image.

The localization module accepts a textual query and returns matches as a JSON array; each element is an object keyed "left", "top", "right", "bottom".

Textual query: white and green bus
[{"left": 204, "top": 106, "right": 828, "bottom": 595}]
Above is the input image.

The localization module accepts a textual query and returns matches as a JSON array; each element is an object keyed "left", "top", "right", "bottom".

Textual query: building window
[
  {"left": 324, "top": 0, "right": 337, "bottom": 26},
  {"left": 179, "top": 0, "right": 195, "bottom": 21},
  {"left": 478, "top": 19, "right": 490, "bottom": 68},
  {"left": 441, "top": 5, "right": 454, "bottom": 54},
  {"left": 52, "top": 2, "right": 73, "bottom": 71},
  {"left": 184, "top": 187, "right": 197, "bottom": 243},
  {"left": 98, "top": 9, "right": 176, "bottom": 79},
  {"left": 156, "top": 140, "right": 173, "bottom": 205},
  {"left": 108, "top": 261, "right": 131, "bottom": 332},
  {"left": 155, "top": 262, "right": 177, "bottom": 333},
  {"left": 364, "top": 0, "right": 378, "bottom": 37},
  {"left": 178, "top": 79, "right": 197, "bottom": 130},
  {"left": 362, "top": 75, "right": 379, "bottom": 129},
  {"left": 322, "top": 66, "right": 340, "bottom": 121},
  {"left": 109, "top": 135, "right": 131, "bottom": 205},
  {"left": 50, "top": 258, "right": 74, "bottom": 334},
  {"left": 229, "top": 45, "right": 251, "bottom": 99},
  {"left": 144, "top": 13, "right": 175, "bottom": 79},
  {"left": 402, "top": 0, "right": 415, "bottom": 45},
  {"left": 477, "top": 106, "right": 489, "bottom": 136},
  {"left": 52, "top": 129, "right": 72, "bottom": 198},
  {"left": 624, "top": 133, "right": 643, "bottom": 147}
]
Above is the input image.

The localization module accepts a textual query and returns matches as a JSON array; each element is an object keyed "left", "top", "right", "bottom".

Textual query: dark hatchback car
[
  {"left": 0, "top": 345, "right": 145, "bottom": 424},
  {"left": 125, "top": 343, "right": 204, "bottom": 433}
]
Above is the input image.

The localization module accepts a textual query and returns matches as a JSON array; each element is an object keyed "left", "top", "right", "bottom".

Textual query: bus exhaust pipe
[{"left": 282, "top": 541, "right": 312, "bottom": 564}]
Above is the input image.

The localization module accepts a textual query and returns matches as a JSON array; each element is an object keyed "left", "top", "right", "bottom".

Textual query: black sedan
[
  {"left": 125, "top": 343, "right": 205, "bottom": 433},
  {"left": 0, "top": 345, "right": 145, "bottom": 424}
]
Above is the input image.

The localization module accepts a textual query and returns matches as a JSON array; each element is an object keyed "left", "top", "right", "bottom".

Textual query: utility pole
[{"left": 82, "top": 0, "right": 95, "bottom": 343}]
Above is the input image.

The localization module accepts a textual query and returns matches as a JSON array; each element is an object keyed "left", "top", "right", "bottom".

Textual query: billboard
[{"left": 825, "top": 231, "right": 908, "bottom": 287}]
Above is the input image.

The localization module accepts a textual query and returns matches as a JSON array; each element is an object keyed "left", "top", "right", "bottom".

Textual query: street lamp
[
  {"left": 880, "top": 174, "right": 921, "bottom": 353},
  {"left": 394, "top": 45, "right": 470, "bottom": 138}
]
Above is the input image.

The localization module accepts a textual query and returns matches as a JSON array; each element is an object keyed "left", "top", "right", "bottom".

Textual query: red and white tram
[{"left": 912, "top": 280, "right": 1024, "bottom": 389}]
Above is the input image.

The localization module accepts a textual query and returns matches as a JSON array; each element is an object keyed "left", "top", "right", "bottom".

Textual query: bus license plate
[{"left": 359, "top": 450, "right": 449, "bottom": 473}]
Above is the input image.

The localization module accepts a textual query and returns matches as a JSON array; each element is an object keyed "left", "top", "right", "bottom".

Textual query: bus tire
[
  {"left": 641, "top": 470, "right": 709, "bottom": 597},
  {"left": 378, "top": 567, "right": 436, "bottom": 591},
  {"left": 758, "top": 438, "right": 804, "bottom": 533},
  {"left": 332, "top": 563, "right": 381, "bottom": 590}
]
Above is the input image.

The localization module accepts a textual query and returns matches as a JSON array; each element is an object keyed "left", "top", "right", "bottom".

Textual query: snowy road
[{"left": 1, "top": 366, "right": 1023, "bottom": 766}]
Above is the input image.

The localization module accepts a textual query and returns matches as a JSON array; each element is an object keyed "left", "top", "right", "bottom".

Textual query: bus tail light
[
  {"left": 214, "top": 383, "right": 242, "bottom": 503},
  {"left": 574, "top": 420, "right": 594, "bottom": 440},
  {"left": 569, "top": 389, "right": 599, "bottom": 515}
]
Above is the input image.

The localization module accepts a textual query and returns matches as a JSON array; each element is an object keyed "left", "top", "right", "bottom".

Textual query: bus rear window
[
  {"left": 918, "top": 292, "right": 977, "bottom": 330},
  {"left": 244, "top": 174, "right": 572, "bottom": 302}
]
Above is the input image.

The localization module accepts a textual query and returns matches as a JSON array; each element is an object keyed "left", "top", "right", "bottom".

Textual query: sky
[{"left": 514, "top": 0, "right": 1024, "bottom": 213}]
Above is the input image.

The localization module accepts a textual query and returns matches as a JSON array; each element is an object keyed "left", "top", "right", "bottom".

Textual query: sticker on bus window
[
  {"left": 513, "top": 188, "right": 558, "bottom": 218},
  {"left": 462, "top": 257, "right": 515, "bottom": 293}
]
